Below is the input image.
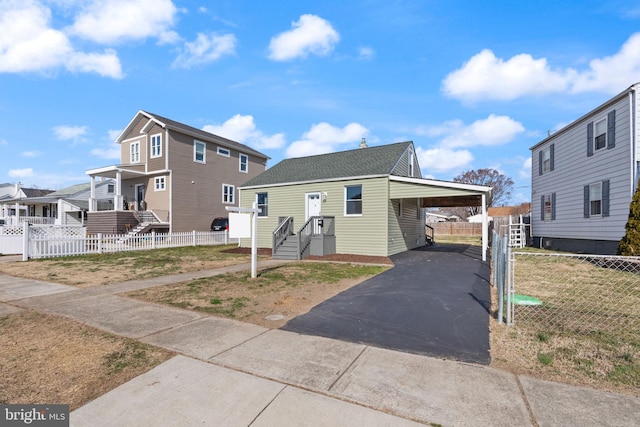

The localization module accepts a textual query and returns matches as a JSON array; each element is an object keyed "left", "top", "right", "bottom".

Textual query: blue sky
[{"left": 1, "top": 0, "right": 640, "bottom": 204}]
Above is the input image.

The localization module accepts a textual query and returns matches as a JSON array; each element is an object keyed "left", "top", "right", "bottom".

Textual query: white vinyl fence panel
[
  {"left": 0, "top": 225, "right": 23, "bottom": 255},
  {"left": 14, "top": 224, "right": 235, "bottom": 260}
]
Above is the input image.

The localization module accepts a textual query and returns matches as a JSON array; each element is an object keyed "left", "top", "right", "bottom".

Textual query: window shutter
[
  {"left": 584, "top": 185, "right": 590, "bottom": 218},
  {"left": 587, "top": 122, "right": 594, "bottom": 157},
  {"left": 550, "top": 143, "right": 555, "bottom": 171},
  {"left": 539, "top": 151, "right": 543, "bottom": 175},
  {"left": 607, "top": 110, "right": 616, "bottom": 149},
  {"left": 541, "top": 195, "right": 545, "bottom": 221},
  {"left": 551, "top": 192, "right": 556, "bottom": 220},
  {"left": 602, "top": 180, "right": 610, "bottom": 217}
]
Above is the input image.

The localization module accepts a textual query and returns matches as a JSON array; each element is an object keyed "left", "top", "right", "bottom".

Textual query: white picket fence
[{"left": 1, "top": 223, "right": 235, "bottom": 259}]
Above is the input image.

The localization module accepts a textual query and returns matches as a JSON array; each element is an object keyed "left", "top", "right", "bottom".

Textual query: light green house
[{"left": 238, "top": 141, "right": 491, "bottom": 260}]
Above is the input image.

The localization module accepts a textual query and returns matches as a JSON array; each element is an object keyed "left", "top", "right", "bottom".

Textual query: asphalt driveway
[{"left": 281, "top": 243, "right": 491, "bottom": 364}]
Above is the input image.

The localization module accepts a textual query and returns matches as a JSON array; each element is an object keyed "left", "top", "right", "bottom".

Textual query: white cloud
[
  {"left": 285, "top": 122, "right": 368, "bottom": 158},
  {"left": 427, "top": 114, "right": 525, "bottom": 148},
  {"left": 519, "top": 157, "right": 532, "bottom": 179},
  {"left": 442, "top": 32, "right": 640, "bottom": 101},
  {"left": 107, "top": 129, "right": 122, "bottom": 141},
  {"left": 9, "top": 168, "right": 34, "bottom": 178},
  {"left": 571, "top": 33, "right": 640, "bottom": 94},
  {"left": 0, "top": 0, "right": 123, "bottom": 78},
  {"left": 90, "top": 146, "right": 120, "bottom": 159},
  {"left": 21, "top": 151, "right": 43, "bottom": 157},
  {"left": 442, "top": 49, "right": 573, "bottom": 101},
  {"left": 53, "top": 125, "right": 88, "bottom": 141},
  {"left": 268, "top": 14, "right": 340, "bottom": 61},
  {"left": 358, "top": 46, "right": 374, "bottom": 60},
  {"left": 172, "top": 33, "right": 236, "bottom": 68},
  {"left": 415, "top": 147, "right": 474, "bottom": 173},
  {"left": 70, "top": 0, "right": 178, "bottom": 44},
  {"left": 203, "top": 114, "right": 285, "bottom": 150}
]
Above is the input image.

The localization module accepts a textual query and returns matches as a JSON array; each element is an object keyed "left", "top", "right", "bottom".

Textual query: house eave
[{"left": 389, "top": 175, "right": 492, "bottom": 194}]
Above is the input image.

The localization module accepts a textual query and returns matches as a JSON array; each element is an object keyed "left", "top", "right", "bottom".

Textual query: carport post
[{"left": 481, "top": 193, "right": 488, "bottom": 261}]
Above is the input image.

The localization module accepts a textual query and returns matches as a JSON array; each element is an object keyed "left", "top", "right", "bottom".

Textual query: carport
[{"left": 389, "top": 175, "right": 491, "bottom": 260}]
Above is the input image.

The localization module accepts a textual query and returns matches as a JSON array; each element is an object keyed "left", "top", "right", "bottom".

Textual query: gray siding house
[
  {"left": 238, "top": 141, "right": 491, "bottom": 260},
  {"left": 86, "top": 110, "right": 269, "bottom": 234},
  {"left": 531, "top": 82, "right": 640, "bottom": 254}
]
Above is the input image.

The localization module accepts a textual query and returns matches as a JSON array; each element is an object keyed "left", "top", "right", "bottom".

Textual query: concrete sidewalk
[{"left": 1, "top": 265, "right": 638, "bottom": 426}]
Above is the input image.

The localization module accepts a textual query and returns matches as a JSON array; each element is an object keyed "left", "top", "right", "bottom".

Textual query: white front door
[
  {"left": 306, "top": 193, "right": 322, "bottom": 219},
  {"left": 306, "top": 192, "right": 322, "bottom": 233}
]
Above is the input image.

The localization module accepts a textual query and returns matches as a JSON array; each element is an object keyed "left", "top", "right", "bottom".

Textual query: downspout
[{"left": 165, "top": 127, "right": 172, "bottom": 233}]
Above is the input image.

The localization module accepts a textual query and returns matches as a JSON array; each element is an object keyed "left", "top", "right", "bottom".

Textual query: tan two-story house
[{"left": 86, "top": 110, "right": 269, "bottom": 234}]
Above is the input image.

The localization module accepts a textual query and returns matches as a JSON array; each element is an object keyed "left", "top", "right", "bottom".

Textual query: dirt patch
[
  {"left": 125, "top": 262, "right": 390, "bottom": 329},
  {"left": 0, "top": 311, "right": 173, "bottom": 410},
  {"left": 0, "top": 245, "right": 256, "bottom": 288}
]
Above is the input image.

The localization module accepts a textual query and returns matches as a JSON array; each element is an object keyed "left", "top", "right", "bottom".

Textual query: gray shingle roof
[
  {"left": 141, "top": 111, "right": 269, "bottom": 160},
  {"left": 241, "top": 141, "right": 413, "bottom": 187}
]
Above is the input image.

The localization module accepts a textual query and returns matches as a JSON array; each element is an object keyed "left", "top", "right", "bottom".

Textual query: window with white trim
[
  {"left": 130, "top": 141, "right": 140, "bottom": 163},
  {"left": 584, "top": 180, "right": 610, "bottom": 218},
  {"left": 107, "top": 184, "right": 114, "bottom": 193},
  {"left": 345, "top": 185, "right": 362, "bottom": 216},
  {"left": 239, "top": 154, "right": 248, "bottom": 173},
  {"left": 589, "top": 182, "right": 602, "bottom": 216},
  {"left": 222, "top": 184, "right": 235, "bottom": 204},
  {"left": 542, "top": 148, "right": 551, "bottom": 172},
  {"left": 150, "top": 134, "right": 162, "bottom": 158},
  {"left": 194, "top": 141, "right": 206, "bottom": 163},
  {"left": 594, "top": 117, "right": 607, "bottom": 151},
  {"left": 217, "top": 147, "right": 230, "bottom": 157},
  {"left": 257, "top": 192, "right": 268, "bottom": 217},
  {"left": 154, "top": 177, "right": 166, "bottom": 191}
]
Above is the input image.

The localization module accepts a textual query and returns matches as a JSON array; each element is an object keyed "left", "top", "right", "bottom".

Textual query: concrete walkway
[{"left": 1, "top": 261, "right": 638, "bottom": 426}]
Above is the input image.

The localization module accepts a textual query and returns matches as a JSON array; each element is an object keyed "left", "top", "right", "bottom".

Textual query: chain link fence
[{"left": 509, "top": 251, "right": 640, "bottom": 343}]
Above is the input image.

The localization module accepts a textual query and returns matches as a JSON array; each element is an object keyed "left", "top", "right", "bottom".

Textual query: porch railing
[
  {"left": 273, "top": 216, "right": 294, "bottom": 253},
  {"left": 296, "top": 216, "right": 335, "bottom": 260},
  {"left": 1, "top": 216, "right": 55, "bottom": 225}
]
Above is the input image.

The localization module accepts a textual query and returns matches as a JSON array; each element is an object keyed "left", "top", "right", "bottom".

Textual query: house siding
[
  {"left": 168, "top": 130, "right": 266, "bottom": 232},
  {"left": 147, "top": 123, "right": 166, "bottom": 172},
  {"left": 531, "top": 90, "right": 637, "bottom": 253},
  {"left": 388, "top": 197, "right": 424, "bottom": 255},
  {"left": 390, "top": 146, "right": 422, "bottom": 178},
  {"left": 239, "top": 177, "right": 392, "bottom": 256}
]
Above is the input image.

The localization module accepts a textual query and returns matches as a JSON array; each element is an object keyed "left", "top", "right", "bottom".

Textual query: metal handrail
[
  {"left": 425, "top": 224, "right": 435, "bottom": 244},
  {"left": 272, "top": 216, "right": 293, "bottom": 253}
]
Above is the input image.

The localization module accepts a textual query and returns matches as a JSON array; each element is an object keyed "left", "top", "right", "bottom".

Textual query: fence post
[
  {"left": 22, "top": 221, "right": 29, "bottom": 261},
  {"left": 152, "top": 230, "right": 156, "bottom": 249},
  {"left": 97, "top": 233, "right": 103, "bottom": 254},
  {"left": 506, "top": 242, "right": 513, "bottom": 325},
  {"left": 225, "top": 229, "right": 228, "bottom": 245},
  {"left": 193, "top": 230, "right": 197, "bottom": 246}
]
